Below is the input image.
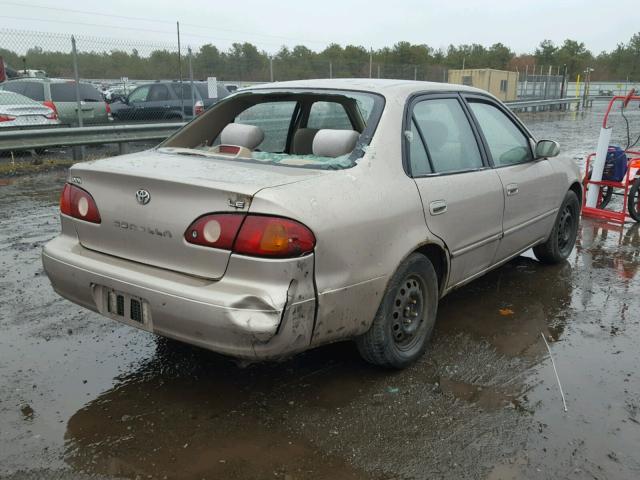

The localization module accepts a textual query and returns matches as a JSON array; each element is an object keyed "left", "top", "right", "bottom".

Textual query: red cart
[{"left": 582, "top": 90, "right": 640, "bottom": 224}]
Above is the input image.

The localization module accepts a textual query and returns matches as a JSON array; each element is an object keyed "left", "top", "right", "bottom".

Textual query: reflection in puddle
[{"left": 64, "top": 342, "right": 381, "bottom": 480}]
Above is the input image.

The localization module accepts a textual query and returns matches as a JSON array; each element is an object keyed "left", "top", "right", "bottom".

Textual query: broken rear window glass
[{"left": 160, "top": 89, "right": 385, "bottom": 170}]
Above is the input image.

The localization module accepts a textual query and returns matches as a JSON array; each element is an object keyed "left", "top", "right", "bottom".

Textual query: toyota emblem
[{"left": 135, "top": 189, "right": 151, "bottom": 205}]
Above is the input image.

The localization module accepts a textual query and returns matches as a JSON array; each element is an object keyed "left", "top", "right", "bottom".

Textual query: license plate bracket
[{"left": 103, "top": 288, "right": 151, "bottom": 326}]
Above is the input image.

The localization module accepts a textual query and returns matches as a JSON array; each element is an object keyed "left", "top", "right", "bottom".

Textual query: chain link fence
[
  {"left": 517, "top": 73, "right": 565, "bottom": 100},
  {"left": 0, "top": 29, "right": 451, "bottom": 128}
]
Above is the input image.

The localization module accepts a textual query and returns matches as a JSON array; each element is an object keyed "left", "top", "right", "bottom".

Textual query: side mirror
[{"left": 535, "top": 139, "right": 560, "bottom": 159}]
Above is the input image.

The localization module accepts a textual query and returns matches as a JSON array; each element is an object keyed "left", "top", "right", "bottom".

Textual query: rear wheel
[
  {"left": 356, "top": 253, "right": 438, "bottom": 369},
  {"left": 533, "top": 190, "right": 580, "bottom": 264},
  {"left": 584, "top": 169, "right": 613, "bottom": 208},
  {"left": 628, "top": 178, "right": 640, "bottom": 222}
]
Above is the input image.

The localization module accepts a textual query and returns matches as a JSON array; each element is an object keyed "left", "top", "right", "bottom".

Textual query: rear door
[
  {"left": 464, "top": 96, "right": 559, "bottom": 262},
  {"left": 143, "top": 84, "right": 174, "bottom": 121},
  {"left": 50, "top": 82, "right": 107, "bottom": 125},
  {"left": 408, "top": 94, "right": 505, "bottom": 287}
]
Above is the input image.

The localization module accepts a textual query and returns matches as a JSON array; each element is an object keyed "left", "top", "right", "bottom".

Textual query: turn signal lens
[
  {"left": 235, "top": 216, "right": 315, "bottom": 258},
  {"left": 184, "top": 214, "right": 315, "bottom": 258},
  {"left": 60, "top": 183, "right": 101, "bottom": 223}
]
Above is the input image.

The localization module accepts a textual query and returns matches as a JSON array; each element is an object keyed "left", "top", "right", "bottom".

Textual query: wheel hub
[{"left": 391, "top": 276, "right": 424, "bottom": 347}]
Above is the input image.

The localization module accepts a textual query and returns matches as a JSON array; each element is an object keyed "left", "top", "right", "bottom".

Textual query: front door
[
  {"left": 465, "top": 98, "right": 559, "bottom": 262},
  {"left": 408, "top": 95, "right": 505, "bottom": 288}
]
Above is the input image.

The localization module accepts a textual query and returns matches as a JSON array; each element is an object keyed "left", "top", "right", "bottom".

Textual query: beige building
[{"left": 448, "top": 68, "right": 518, "bottom": 101}]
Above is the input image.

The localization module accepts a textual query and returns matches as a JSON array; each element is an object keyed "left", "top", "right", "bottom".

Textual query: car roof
[{"left": 244, "top": 78, "right": 491, "bottom": 100}]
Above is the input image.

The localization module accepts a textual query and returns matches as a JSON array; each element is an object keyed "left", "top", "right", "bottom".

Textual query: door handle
[
  {"left": 429, "top": 200, "right": 447, "bottom": 216},
  {"left": 506, "top": 183, "right": 519, "bottom": 196}
]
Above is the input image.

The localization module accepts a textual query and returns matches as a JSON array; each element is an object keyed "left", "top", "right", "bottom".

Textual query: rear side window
[
  {"left": 195, "top": 83, "right": 226, "bottom": 100},
  {"left": 407, "top": 119, "right": 432, "bottom": 176},
  {"left": 411, "top": 98, "right": 483, "bottom": 174},
  {"left": 307, "top": 101, "right": 352, "bottom": 130},
  {"left": 235, "top": 101, "right": 297, "bottom": 152},
  {"left": 147, "top": 85, "right": 170, "bottom": 102},
  {"left": 173, "top": 83, "right": 198, "bottom": 101},
  {"left": 51, "top": 83, "right": 103, "bottom": 102},
  {"left": 469, "top": 102, "right": 532, "bottom": 166}
]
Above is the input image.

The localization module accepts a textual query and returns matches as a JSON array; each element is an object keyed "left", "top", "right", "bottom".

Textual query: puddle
[{"left": 2, "top": 103, "right": 640, "bottom": 479}]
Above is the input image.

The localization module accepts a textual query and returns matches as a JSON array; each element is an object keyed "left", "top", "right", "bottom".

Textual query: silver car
[
  {"left": 0, "top": 90, "right": 59, "bottom": 128},
  {"left": 43, "top": 79, "right": 581, "bottom": 368}
]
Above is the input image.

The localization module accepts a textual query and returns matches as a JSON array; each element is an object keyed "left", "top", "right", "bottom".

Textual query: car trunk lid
[{"left": 68, "top": 150, "right": 325, "bottom": 279}]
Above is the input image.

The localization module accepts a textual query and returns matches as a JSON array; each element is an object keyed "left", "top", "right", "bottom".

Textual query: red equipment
[{"left": 582, "top": 90, "right": 640, "bottom": 224}]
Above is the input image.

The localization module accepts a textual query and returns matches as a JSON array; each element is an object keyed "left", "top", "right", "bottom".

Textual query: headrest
[
  {"left": 312, "top": 129, "right": 359, "bottom": 158},
  {"left": 292, "top": 128, "right": 319, "bottom": 155},
  {"left": 220, "top": 123, "right": 264, "bottom": 150}
]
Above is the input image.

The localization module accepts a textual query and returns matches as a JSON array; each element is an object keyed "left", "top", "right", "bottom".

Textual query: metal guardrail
[
  {"left": 0, "top": 97, "right": 589, "bottom": 153},
  {"left": 505, "top": 98, "right": 582, "bottom": 110},
  {"left": 0, "top": 122, "right": 185, "bottom": 152}
]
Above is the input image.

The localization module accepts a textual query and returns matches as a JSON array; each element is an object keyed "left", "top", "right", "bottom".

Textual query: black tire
[
  {"left": 356, "top": 253, "right": 438, "bottom": 369},
  {"left": 628, "top": 178, "right": 640, "bottom": 222},
  {"left": 533, "top": 190, "right": 580, "bottom": 264}
]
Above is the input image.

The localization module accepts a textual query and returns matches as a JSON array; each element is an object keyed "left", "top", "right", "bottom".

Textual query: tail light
[
  {"left": 0, "top": 114, "right": 16, "bottom": 122},
  {"left": 60, "top": 183, "right": 101, "bottom": 224},
  {"left": 43, "top": 101, "right": 58, "bottom": 120},
  {"left": 194, "top": 100, "right": 204, "bottom": 116},
  {"left": 185, "top": 214, "right": 315, "bottom": 258}
]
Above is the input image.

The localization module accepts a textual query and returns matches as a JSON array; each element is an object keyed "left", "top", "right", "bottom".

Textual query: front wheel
[
  {"left": 533, "top": 190, "right": 580, "bottom": 264},
  {"left": 356, "top": 253, "right": 438, "bottom": 369}
]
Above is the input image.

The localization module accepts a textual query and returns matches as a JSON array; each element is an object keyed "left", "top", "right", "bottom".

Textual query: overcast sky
[{"left": 2, "top": 0, "right": 638, "bottom": 54}]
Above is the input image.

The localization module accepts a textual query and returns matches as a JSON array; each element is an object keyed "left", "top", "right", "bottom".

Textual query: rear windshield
[
  {"left": 160, "top": 89, "right": 384, "bottom": 170},
  {"left": 0, "top": 81, "right": 45, "bottom": 101},
  {"left": 0, "top": 91, "right": 41, "bottom": 106},
  {"left": 50, "top": 83, "right": 103, "bottom": 102}
]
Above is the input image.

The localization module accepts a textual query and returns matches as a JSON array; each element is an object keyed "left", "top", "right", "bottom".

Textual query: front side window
[
  {"left": 128, "top": 86, "right": 150, "bottom": 103},
  {"left": 411, "top": 98, "right": 483, "bottom": 174},
  {"left": 235, "top": 101, "right": 298, "bottom": 152},
  {"left": 469, "top": 101, "right": 532, "bottom": 166},
  {"left": 307, "top": 101, "right": 352, "bottom": 130}
]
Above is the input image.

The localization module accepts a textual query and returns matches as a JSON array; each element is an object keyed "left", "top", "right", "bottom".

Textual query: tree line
[{"left": 1, "top": 33, "right": 639, "bottom": 82}]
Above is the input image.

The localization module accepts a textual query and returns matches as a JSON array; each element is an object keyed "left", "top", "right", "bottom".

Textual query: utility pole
[
  {"left": 462, "top": 55, "right": 465, "bottom": 70},
  {"left": 188, "top": 47, "right": 195, "bottom": 117},
  {"left": 177, "top": 21, "right": 184, "bottom": 117},
  {"left": 329, "top": 61, "right": 332, "bottom": 79},
  {"left": 269, "top": 56, "right": 274, "bottom": 82},
  {"left": 414, "top": 66, "right": 417, "bottom": 81},
  {"left": 377, "top": 64, "right": 380, "bottom": 79},
  {"left": 369, "top": 48, "right": 373, "bottom": 78}
]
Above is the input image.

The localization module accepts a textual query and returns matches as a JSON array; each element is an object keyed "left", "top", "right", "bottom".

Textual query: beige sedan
[{"left": 43, "top": 79, "right": 581, "bottom": 368}]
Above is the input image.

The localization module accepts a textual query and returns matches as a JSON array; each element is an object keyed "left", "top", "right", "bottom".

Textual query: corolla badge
[{"left": 135, "top": 189, "right": 151, "bottom": 205}]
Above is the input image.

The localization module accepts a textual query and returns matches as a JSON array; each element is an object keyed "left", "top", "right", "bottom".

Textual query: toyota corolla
[{"left": 43, "top": 79, "right": 581, "bottom": 368}]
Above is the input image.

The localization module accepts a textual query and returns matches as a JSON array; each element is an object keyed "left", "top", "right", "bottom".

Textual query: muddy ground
[{"left": 1, "top": 102, "right": 640, "bottom": 479}]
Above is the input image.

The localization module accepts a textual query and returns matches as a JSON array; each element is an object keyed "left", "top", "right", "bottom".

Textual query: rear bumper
[{"left": 42, "top": 234, "right": 316, "bottom": 360}]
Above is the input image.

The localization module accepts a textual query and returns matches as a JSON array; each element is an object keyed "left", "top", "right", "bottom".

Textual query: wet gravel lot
[{"left": 1, "top": 102, "right": 640, "bottom": 479}]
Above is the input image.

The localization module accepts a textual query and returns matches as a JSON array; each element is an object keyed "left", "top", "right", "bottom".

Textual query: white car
[{"left": 0, "top": 90, "right": 59, "bottom": 127}]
